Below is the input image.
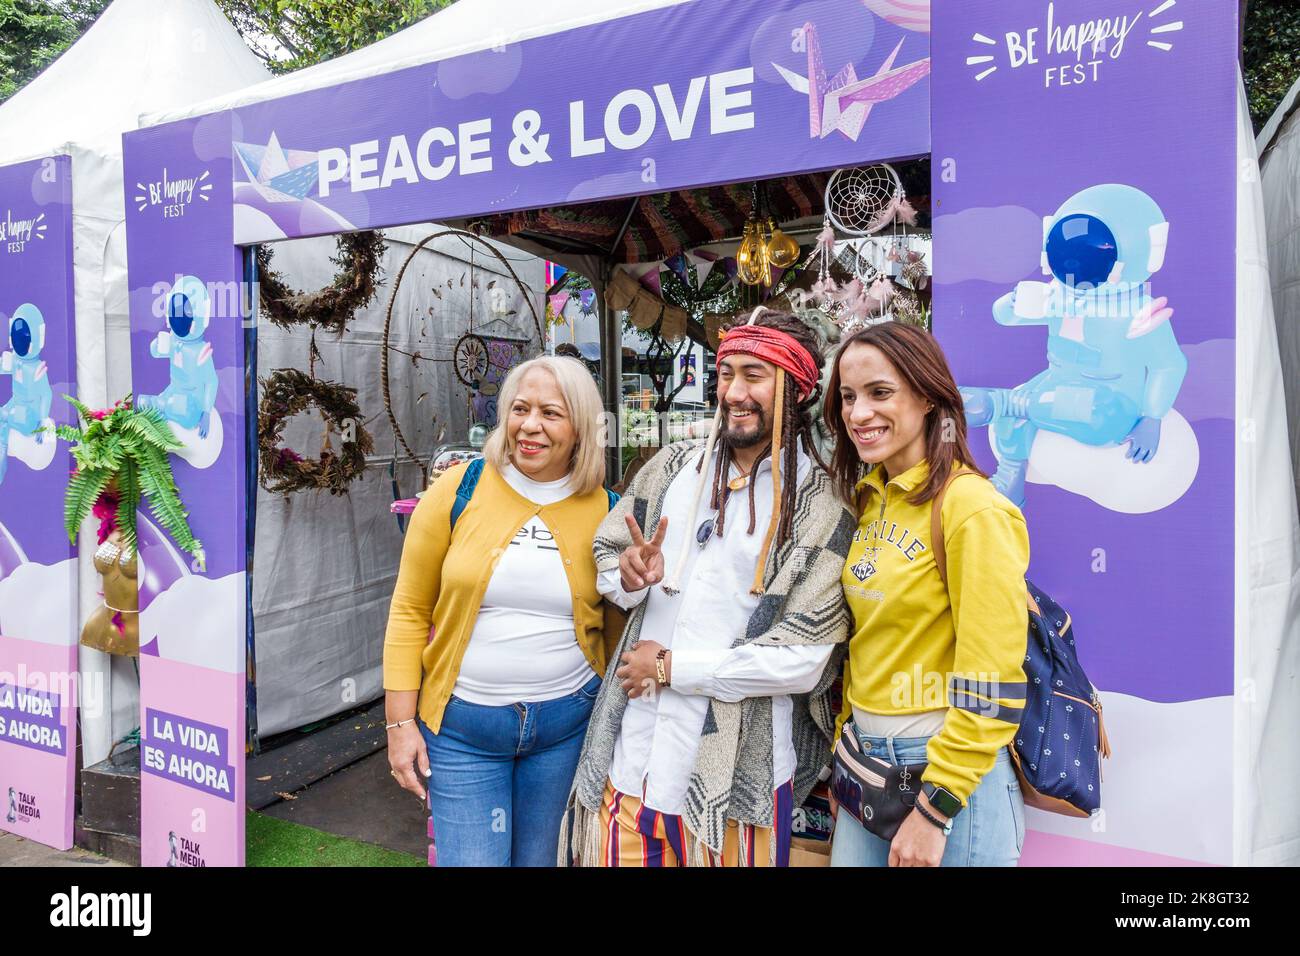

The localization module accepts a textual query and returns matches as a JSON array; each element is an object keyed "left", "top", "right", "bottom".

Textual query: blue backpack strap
[
  {"left": 605, "top": 488, "right": 619, "bottom": 511},
  {"left": 449, "top": 458, "right": 486, "bottom": 532}
]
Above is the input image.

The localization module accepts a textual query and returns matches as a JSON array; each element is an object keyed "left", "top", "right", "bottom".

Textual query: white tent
[
  {"left": 1258, "top": 76, "right": 1300, "bottom": 517},
  {"left": 0, "top": 0, "right": 272, "bottom": 768},
  {"left": 1235, "top": 74, "right": 1300, "bottom": 865},
  {"left": 144, "top": 0, "right": 689, "bottom": 126}
]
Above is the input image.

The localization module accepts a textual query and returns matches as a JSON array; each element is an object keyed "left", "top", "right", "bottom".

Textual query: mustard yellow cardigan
[{"left": 383, "top": 460, "right": 622, "bottom": 734}]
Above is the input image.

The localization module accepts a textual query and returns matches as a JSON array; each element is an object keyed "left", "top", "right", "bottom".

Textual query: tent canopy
[
  {"left": 143, "top": 0, "right": 689, "bottom": 127},
  {"left": 0, "top": 0, "right": 268, "bottom": 170},
  {"left": 464, "top": 173, "right": 831, "bottom": 265}
]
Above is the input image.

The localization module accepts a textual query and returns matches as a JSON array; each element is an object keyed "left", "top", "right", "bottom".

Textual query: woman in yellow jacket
[
  {"left": 383, "top": 356, "right": 618, "bottom": 866},
  {"left": 823, "top": 322, "right": 1031, "bottom": 867}
]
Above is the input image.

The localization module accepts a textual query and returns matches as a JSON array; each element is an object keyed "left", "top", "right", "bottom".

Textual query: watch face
[{"left": 925, "top": 783, "right": 962, "bottom": 818}]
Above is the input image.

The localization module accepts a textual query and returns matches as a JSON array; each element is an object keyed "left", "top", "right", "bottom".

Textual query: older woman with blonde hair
[{"left": 383, "top": 355, "right": 618, "bottom": 866}]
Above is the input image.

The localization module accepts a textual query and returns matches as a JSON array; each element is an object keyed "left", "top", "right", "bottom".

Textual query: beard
[{"left": 719, "top": 401, "right": 770, "bottom": 448}]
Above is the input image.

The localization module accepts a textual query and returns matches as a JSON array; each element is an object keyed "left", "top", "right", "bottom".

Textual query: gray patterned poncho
[{"left": 561, "top": 438, "right": 855, "bottom": 866}]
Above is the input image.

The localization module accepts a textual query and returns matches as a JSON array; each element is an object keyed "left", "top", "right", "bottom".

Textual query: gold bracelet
[{"left": 654, "top": 649, "right": 669, "bottom": 686}]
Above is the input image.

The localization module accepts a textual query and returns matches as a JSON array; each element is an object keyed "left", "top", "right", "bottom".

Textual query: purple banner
[
  {"left": 0, "top": 155, "right": 77, "bottom": 851},
  {"left": 932, "top": 0, "right": 1236, "bottom": 864},
  {"left": 0, "top": 155, "right": 76, "bottom": 602},
  {"left": 124, "top": 116, "right": 248, "bottom": 864},
  {"left": 226, "top": 0, "right": 931, "bottom": 242},
  {"left": 141, "top": 707, "right": 235, "bottom": 802}
]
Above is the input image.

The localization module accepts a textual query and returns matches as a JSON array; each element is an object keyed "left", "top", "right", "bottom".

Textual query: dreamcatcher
[{"left": 808, "top": 163, "right": 929, "bottom": 333}]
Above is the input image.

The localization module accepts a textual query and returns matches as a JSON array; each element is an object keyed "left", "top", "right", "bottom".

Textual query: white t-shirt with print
[{"left": 451, "top": 464, "right": 593, "bottom": 705}]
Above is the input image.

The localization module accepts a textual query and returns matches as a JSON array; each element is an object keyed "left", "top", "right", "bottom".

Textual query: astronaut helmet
[
  {"left": 8, "top": 303, "right": 45, "bottom": 358},
  {"left": 1043, "top": 184, "right": 1169, "bottom": 288},
  {"left": 165, "top": 275, "right": 212, "bottom": 342}
]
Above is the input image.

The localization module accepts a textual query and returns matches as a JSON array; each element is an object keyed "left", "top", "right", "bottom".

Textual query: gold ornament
[{"left": 81, "top": 532, "right": 139, "bottom": 657}]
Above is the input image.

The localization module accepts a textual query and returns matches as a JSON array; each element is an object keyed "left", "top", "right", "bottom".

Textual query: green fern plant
[{"left": 54, "top": 394, "right": 203, "bottom": 560}]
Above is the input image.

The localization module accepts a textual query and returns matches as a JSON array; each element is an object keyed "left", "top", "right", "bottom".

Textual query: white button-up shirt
[{"left": 599, "top": 443, "right": 836, "bottom": 815}]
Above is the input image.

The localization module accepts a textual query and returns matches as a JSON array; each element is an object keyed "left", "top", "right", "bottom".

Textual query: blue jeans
[
  {"left": 829, "top": 727, "right": 1026, "bottom": 867},
  {"left": 418, "top": 674, "right": 600, "bottom": 866}
]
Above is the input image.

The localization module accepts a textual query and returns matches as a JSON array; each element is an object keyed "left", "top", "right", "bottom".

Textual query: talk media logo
[
  {"left": 134, "top": 167, "right": 213, "bottom": 219},
  {"left": 0, "top": 209, "right": 47, "bottom": 254},
  {"left": 6, "top": 786, "right": 40, "bottom": 825},
  {"left": 965, "top": 0, "right": 1184, "bottom": 89}
]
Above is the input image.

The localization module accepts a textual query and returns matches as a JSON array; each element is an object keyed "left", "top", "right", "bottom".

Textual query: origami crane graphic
[
  {"left": 774, "top": 21, "right": 931, "bottom": 141},
  {"left": 233, "top": 132, "right": 320, "bottom": 203}
]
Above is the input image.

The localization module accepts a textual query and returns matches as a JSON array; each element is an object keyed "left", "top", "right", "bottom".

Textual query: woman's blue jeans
[
  {"left": 418, "top": 674, "right": 600, "bottom": 867},
  {"left": 829, "top": 727, "right": 1026, "bottom": 867}
]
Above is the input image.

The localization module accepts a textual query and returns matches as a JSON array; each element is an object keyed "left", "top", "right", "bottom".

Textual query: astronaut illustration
[
  {"left": 0, "top": 303, "right": 54, "bottom": 487},
  {"left": 961, "top": 184, "right": 1189, "bottom": 510},
  {"left": 137, "top": 275, "right": 221, "bottom": 464}
]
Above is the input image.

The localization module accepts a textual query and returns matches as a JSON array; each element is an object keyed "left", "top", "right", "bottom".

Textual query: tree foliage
[
  {"left": 214, "top": 0, "right": 453, "bottom": 74},
  {"left": 0, "top": 0, "right": 109, "bottom": 102},
  {"left": 1244, "top": 0, "right": 1300, "bottom": 134}
]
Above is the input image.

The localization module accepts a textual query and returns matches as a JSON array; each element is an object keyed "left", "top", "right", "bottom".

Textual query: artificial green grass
[{"left": 246, "top": 811, "right": 423, "bottom": 867}]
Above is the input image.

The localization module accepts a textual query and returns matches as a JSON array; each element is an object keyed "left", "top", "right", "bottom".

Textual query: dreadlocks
[{"left": 703, "top": 308, "right": 827, "bottom": 554}]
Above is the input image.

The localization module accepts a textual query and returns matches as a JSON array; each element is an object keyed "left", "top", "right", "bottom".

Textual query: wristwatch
[{"left": 921, "top": 782, "right": 963, "bottom": 820}]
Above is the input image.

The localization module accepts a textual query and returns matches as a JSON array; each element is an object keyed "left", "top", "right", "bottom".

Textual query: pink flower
[{"left": 93, "top": 491, "right": 121, "bottom": 545}]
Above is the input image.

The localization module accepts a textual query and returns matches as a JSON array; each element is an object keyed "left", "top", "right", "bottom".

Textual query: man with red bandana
[{"left": 561, "top": 308, "right": 855, "bottom": 867}]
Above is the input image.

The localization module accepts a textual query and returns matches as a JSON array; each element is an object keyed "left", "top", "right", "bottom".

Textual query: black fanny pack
[{"left": 831, "top": 723, "right": 924, "bottom": 841}]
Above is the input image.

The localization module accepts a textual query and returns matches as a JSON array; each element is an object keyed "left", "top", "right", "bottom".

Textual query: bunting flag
[
  {"left": 689, "top": 249, "right": 720, "bottom": 285},
  {"left": 545, "top": 260, "right": 567, "bottom": 289}
]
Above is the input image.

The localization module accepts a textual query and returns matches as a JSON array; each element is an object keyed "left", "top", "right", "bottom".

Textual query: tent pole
[
  {"left": 598, "top": 259, "right": 622, "bottom": 486},
  {"left": 243, "top": 245, "right": 260, "bottom": 756}
]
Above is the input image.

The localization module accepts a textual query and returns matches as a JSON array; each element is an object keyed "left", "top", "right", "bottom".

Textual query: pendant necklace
[{"left": 727, "top": 464, "right": 752, "bottom": 492}]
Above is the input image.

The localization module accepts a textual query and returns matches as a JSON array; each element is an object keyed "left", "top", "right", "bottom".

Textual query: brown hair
[
  {"left": 822, "top": 322, "right": 984, "bottom": 507},
  {"left": 708, "top": 307, "right": 827, "bottom": 551}
]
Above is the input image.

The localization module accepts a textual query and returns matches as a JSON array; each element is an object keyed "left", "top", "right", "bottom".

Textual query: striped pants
[{"left": 597, "top": 778, "right": 794, "bottom": 867}]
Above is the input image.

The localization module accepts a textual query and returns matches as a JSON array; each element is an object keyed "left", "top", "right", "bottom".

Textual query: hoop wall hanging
[{"left": 380, "top": 228, "right": 544, "bottom": 486}]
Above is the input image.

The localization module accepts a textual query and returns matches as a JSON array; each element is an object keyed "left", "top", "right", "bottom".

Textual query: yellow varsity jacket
[
  {"left": 837, "top": 458, "right": 1031, "bottom": 805},
  {"left": 382, "top": 460, "right": 621, "bottom": 734}
]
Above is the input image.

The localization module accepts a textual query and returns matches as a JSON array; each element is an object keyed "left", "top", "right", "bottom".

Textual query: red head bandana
[{"left": 716, "top": 324, "right": 820, "bottom": 401}]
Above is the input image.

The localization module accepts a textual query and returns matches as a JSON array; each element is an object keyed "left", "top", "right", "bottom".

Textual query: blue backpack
[
  {"left": 448, "top": 457, "right": 619, "bottom": 530},
  {"left": 931, "top": 472, "right": 1110, "bottom": 818}
]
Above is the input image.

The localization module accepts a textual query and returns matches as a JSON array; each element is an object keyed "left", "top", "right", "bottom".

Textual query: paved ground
[
  {"left": 0, "top": 831, "right": 127, "bottom": 867},
  {"left": 260, "top": 748, "right": 427, "bottom": 858}
]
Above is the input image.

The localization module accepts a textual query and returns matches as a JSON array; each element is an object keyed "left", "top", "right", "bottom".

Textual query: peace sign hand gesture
[{"left": 620, "top": 514, "right": 668, "bottom": 592}]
